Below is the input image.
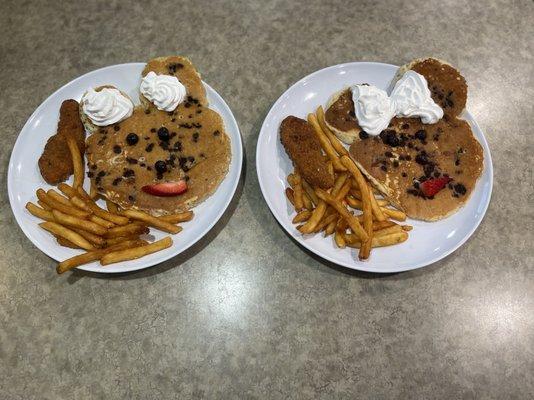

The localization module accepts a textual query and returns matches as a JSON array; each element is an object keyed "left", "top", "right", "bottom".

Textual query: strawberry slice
[
  {"left": 141, "top": 180, "right": 187, "bottom": 197},
  {"left": 420, "top": 176, "right": 452, "bottom": 197}
]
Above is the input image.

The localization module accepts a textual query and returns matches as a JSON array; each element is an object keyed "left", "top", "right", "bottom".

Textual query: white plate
[
  {"left": 8, "top": 63, "right": 243, "bottom": 273},
  {"left": 256, "top": 62, "right": 493, "bottom": 273}
]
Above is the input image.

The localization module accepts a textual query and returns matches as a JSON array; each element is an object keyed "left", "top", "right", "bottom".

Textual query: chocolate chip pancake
[
  {"left": 84, "top": 57, "right": 231, "bottom": 216},
  {"left": 349, "top": 117, "right": 483, "bottom": 221}
]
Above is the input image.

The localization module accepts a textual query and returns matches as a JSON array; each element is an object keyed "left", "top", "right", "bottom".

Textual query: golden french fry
[
  {"left": 285, "top": 187, "right": 295, "bottom": 207},
  {"left": 287, "top": 173, "right": 297, "bottom": 187},
  {"left": 159, "top": 211, "right": 194, "bottom": 224},
  {"left": 302, "top": 192, "right": 313, "bottom": 210},
  {"left": 359, "top": 179, "right": 373, "bottom": 260},
  {"left": 89, "top": 183, "right": 98, "bottom": 199},
  {"left": 104, "top": 234, "right": 141, "bottom": 246},
  {"left": 76, "top": 193, "right": 129, "bottom": 225},
  {"left": 39, "top": 221, "right": 94, "bottom": 251},
  {"left": 346, "top": 232, "right": 408, "bottom": 248},
  {"left": 368, "top": 183, "right": 387, "bottom": 222},
  {"left": 350, "top": 188, "right": 362, "bottom": 200},
  {"left": 293, "top": 172, "right": 304, "bottom": 211},
  {"left": 76, "top": 186, "right": 92, "bottom": 200},
  {"left": 316, "top": 106, "right": 349, "bottom": 156},
  {"left": 57, "top": 182, "right": 79, "bottom": 199},
  {"left": 335, "top": 179, "right": 352, "bottom": 201},
  {"left": 327, "top": 161, "right": 334, "bottom": 177},
  {"left": 374, "top": 225, "right": 403, "bottom": 238},
  {"left": 402, "top": 225, "right": 413, "bottom": 231},
  {"left": 26, "top": 202, "right": 54, "bottom": 221},
  {"left": 66, "top": 135, "right": 84, "bottom": 189},
  {"left": 307, "top": 113, "right": 346, "bottom": 171},
  {"left": 122, "top": 210, "right": 182, "bottom": 234},
  {"left": 106, "top": 199, "right": 119, "bottom": 213},
  {"left": 51, "top": 209, "right": 107, "bottom": 236},
  {"left": 324, "top": 219, "right": 337, "bottom": 236},
  {"left": 315, "top": 188, "right": 368, "bottom": 241},
  {"left": 70, "top": 196, "right": 91, "bottom": 212},
  {"left": 302, "top": 180, "right": 319, "bottom": 205},
  {"left": 57, "top": 239, "right": 145, "bottom": 274},
  {"left": 373, "top": 220, "right": 396, "bottom": 231},
  {"left": 100, "top": 236, "right": 173, "bottom": 266},
  {"left": 105, "top": 223, "right": 149, "bottom": 238},
  {"left": 56, "top": 236, "right": 81, "bottom": 249},
  {"left": 346, "top": 196, "right": 362, "bottom": 209},
  {"left": 292, "top": 210, "right": 312, "bottom": 224},
  {"left": 38, "top": 200, "right": 52, "bottom": 211},
  {"left": 298, "top": 200, "right": 327, "bottom": 234},
  {"left": 313, "top": 213, "right": 338, "bottom": 233},
  {"left": 334, "top": 230, "right": 346, "bottom": 248},
  {"left": 36, "top": 189, "right": 90, "bottom": 219},
  {"left": 71, "top": 228, "right": 105, "bottom": 247},
  {"left": 90, "top": 215, "right": 115, "bottom": 228},
  {"left": 382, "top": 208, "right": 406, "bottom": 221},
  {"left": 47, "top": 189, "right": 73, "bottom": 208}
]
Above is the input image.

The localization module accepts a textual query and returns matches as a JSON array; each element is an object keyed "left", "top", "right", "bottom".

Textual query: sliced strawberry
[
  {"left": 420, "top": 176, "right": 452, "bottom": 197},
  {"left": 141, "top": 180, "right": 187, "bottom": 197}
]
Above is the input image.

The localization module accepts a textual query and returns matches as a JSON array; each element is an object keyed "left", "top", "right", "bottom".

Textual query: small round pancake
[{"left": 324, "top": 88, "right": 363, "bottom": 144}]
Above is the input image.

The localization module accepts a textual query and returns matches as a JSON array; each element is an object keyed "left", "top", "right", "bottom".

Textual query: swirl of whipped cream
[
  {"left": 81, "top": 88, "right": 133, "bottom": 126},
  {"left": 351, "top": 85, "right": 396, "bottom": 136},
  {"left": 140, "top": 71, "right": 186, "bottom": 112},
  {"left": 390, "top": 70, "right": 443, "bottom": 124}
]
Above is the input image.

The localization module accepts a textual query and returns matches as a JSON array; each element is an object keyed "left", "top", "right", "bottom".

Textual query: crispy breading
[
  {"left": 38, "top": 100, "right": 85, "bottom": 184},
  {"left": 280, "top": 116, "right": 334, "bottom": 189}
]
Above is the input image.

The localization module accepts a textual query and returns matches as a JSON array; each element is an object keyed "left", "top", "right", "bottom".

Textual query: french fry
[
  {"left": 334, "top": 230, "right": 346, "bottom": 248},
  {"left": 104, "top": 223, "right": 149, "bottom": 238},
  {"left": 285, "top": 187, "right": 295, "bottom": 207},
  {"left": 315, "top": 188, "right": 368, "bottom": 241},
  {"left": 382, "top": 207, "right": 406, "bottom": 221},
  {"left": 307, "top": 113, "right": 346, "bottom": 171},
  {"left": 57, "top": 182, "right": 79, "bottom": 199},
  {"left": 26, "top": 202, "right": 54, "bottom": 221},
  {"left": 47, "top": 189, "right": 73, "bottom": 208},
  {"left": 70, "top": 196, "right": 91, "bottom": 212},
  {"left": 345, "top": 232, "right": 408, "bottom": 248},
  {"left": 76, "top": 186, "right": 92, "bottom": 200},
  {"left": 71, "top": 228, "right": 106, "bottom": 247},
  {"left": 66, "top": 135, "right": 84, "bottom": 189},
  {"left": 327, "top": 161, "right": 334, "bottom": 177},
  {"left": 324, "top": 219, "right": 337, "bottom": 236},
  {"left": 315, "top": 106, "right": 349, "bottom": 156},
  {"left": 121, "top": 210, "right": 182, "bottom": 234},
  {"left": 106, "top": 199, "right": 119, "bottom": 214},
  {"left": 287, "top": 173, "right": 297, "bottom": 187},
  {"left": 56, "top": 236, "right": 81, "bottom": 249},
  {"left": 313, "top": 213, "right": 338, "bottom": 233},
  {"left": 100, "top": 236, "right": 173, "bottom": 266},
  {"left": 39, "top": 222, "right": 94, "bottom": 251},
  {"left": 402, "top": 225, "right": 413, "bottom": 231},
  {"left": 38, "top": 200, "right": 52, "bottom": 211},
  {"left": 57, "top": 239, "right": 146, "bottom": 274},
  {"left": 292, "top": 210, "right": 311, "bottom": 224},
  {"left": 90, "top": 215, "right": 115, "bottom": 228},
  {"left": 76, "top": 193, "right": 129, "bottom": 225},
  {"left": 51, "top": 209, "right": 107, "bottom": 236},
  {"left": 346, "top": 196, "right": 362, "bottom": 209},
  {"left": 367, "top": 183, "right": 387, "bottom": 221},
  {"left": 159, "top": 211, "right": 194, "bottom": 224},
  {"left": 104, "top": 235, "right": 141, "bottom": 247},
  {"left": 359, "top": 178, "right": 374, "bottom": 260},
  {"left": 373, "top": 220, "right": 396, "bottom": 231},
  {"left": 374, "top": 225, "right": 403, "bottom": 238},
  {"left": 335, "top": 179, "right": 352, "bottom": 201},
  {"left": 89, "top": 183, "right": 98, "bottom": 199},
  {"left": 293, "top": 172, "right": 304, "bottom": 211},
  {"left": 302, "top": 180, "right": 319, "bottom": 205},
  {"left": 36, "top": 189, "right": 90, "bottom": 218},
  {"left": 298, "top": 200, "right": 327, "bottom": 234}
]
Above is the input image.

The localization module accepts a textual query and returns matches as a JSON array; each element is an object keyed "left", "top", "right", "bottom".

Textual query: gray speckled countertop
[{"left": 1, "top": 0, "right": 533, "bottom": 399}]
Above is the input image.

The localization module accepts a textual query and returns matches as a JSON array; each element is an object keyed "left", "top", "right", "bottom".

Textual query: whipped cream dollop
[
  {"left": 390, "top": 70, "right": 443, "bottom": 124},
  {"left": 350, "top": 70, "right": 444, "bottom": 136},
  {"left": 81, "top": 88, "right": 133, "bottom": 126},
  {"left": 351, "top": 85, "right": 396, "bottom": 136},
  {"left": 140, "top": 71, "right": 186, "bottom": 112}
]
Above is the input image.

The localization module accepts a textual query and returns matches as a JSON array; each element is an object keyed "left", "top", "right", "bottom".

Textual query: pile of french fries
[
  {"left": 285, "top": 107, "right": 411, "bottom": 260},
  {"left": 26, "top": 136, "right": 193, "bottom": 274}
]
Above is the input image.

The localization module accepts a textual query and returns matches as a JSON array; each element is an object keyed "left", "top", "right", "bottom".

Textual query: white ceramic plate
[
  {"left": 256, "top": 62, "right": 493, "bottom": 273},
  {"left": 8, "top": 63, "right": 243, "bottom": 273}
]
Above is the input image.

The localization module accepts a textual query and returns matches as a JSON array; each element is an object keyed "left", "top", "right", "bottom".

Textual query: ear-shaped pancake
[
  {"left": 141, "top": 56, "right": 207, "bottom": 109},
  {"left": 393, "top": 58, "right": 467, "bottom": 118}
]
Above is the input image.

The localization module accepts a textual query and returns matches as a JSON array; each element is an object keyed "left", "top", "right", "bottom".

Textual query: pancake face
[
  {"left": 142, "top": 56, "right": 207, "bottom": 107},
  {"left": 85, "top": 57, "right": 231, "bottom": 216},
  {"left": 349, "top": 117, "right": 483, "bottom": 221}
]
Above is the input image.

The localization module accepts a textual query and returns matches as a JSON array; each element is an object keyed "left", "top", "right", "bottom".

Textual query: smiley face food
[
  {"left": 344, "top": 58, "right": 483, "bottom": 221},
  {"left": 82, "top": 56, "right": 231, "bottom": 216}
]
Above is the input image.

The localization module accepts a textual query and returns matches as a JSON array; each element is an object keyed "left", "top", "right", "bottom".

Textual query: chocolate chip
[
  {"left": 128, "top": 195, "right": 135, "bottom": 202},
  {"left": 359, "top": 131, "right": 369, "bottom": 140},
  {"left": 213, "top": 130, "right": 220, "bottom": 136},
  {"left": 415, "top": 153, "right": 429, "bottom": 165},
  {"left": 145, "top": 143, "right": 154, "bottom": 152},
  {"left": 192, "top": 132, "right": 199, "bottom": 142},
  {"left": 113, "top": 145, "right": 121, "bottom": 154},
  {"left": 91, "top": 164, "right": 97, "bottom": 170},
  {"left": 126, "top": 157, "right": 138, "bottom": 164},
  {"left": 158, "top": 127, "right": 170, "bottom": 141},
  {"left": 87, "top": 171, "right": 94, "bottom": 178},
  {"left": 393, "top": 160, "right": 399, "bottom": 168},
  {"left": 454, "top": 183, "right": 467, "bottom": 195},
  {"left": 145, "top": 109, "right": 150, "bottom": 114},
  {"left": 415, "top": 130, "right": 427, "bottom": 141},
  {"left": 126, "top": 133, "right": 139, "bottom": 146},
  {"left": 97, "top": 170, "right": 106, "bottom": 177},
  {"left": 402, "top": 123, "right": 409, "bottom": 130},
  {"left": 385, "top": 151, "right": 393, "bottom": 158},
  {"left": 113, "top": 125, "right": 120, "bottom": 131},
  {"left": 381, "top": 130, "right": 400, "bottom": 147},
  {"left": 155, "top": 160, "right": 167, "bottom": 173},
  {"left": 112, "top": 177, "right": 122, "bottom": 186},
  {"left": 150, "top": 128, "right": 156, "bottom": 133},
  {"left": 380, "top": 165, "right": 387, "bottom": 172},
  {"left": 123, "top": 169, "right": 135, "bottom": 178},
  {"left": 402, "top": 172, "right": 407, "bottom": 177}
]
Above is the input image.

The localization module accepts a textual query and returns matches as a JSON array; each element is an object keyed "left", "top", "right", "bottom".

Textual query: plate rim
[
  {"left": 7, "top": 62, "right": 243, "bottom": 274},
  {"left": 256, "top": 61, "right": 494, "bottom": 273}
]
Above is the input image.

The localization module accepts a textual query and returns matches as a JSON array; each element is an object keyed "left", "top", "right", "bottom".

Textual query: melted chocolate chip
[
  {"left": 359, "top": 131, "right": 369, "bottom": 140},
  {"left": 97, "top": 170, "right": 106, "bottom": 177},
  {"left": 113, "top": 145, "right": 121, "bottom": 154},
  {"left": 112, "top": 177, "right": 122, "bottom": 186},
  {"left": 87, "top": 171, "right": 94, "bottom": 178},
  {"left": 145, "top": 143, "right": 154, "bottom": 152},
  {"left": 126, "top": 157, "right": 138, "bottom": 164},
  {"left": 123, "top": 169, "right": 135, "bottom": 178}
]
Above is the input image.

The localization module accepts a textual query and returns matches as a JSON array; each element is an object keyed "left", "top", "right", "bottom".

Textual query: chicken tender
[
  {"left": 280, "top": 116, "right": 334, "bottom": 189},
  {"left": 38, "top": 99, "right": 85, "bottom": 184}
]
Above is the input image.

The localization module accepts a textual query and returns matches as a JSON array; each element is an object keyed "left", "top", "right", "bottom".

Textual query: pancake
[
  {"left": 84, "top": 57, "right": 231, "bottom": 216},
  {"left": 324, "top": 88, "right": 363, "bottom": 144},
  {"left": 349, "top": 117, "right": 483, "bottom": 221}
]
